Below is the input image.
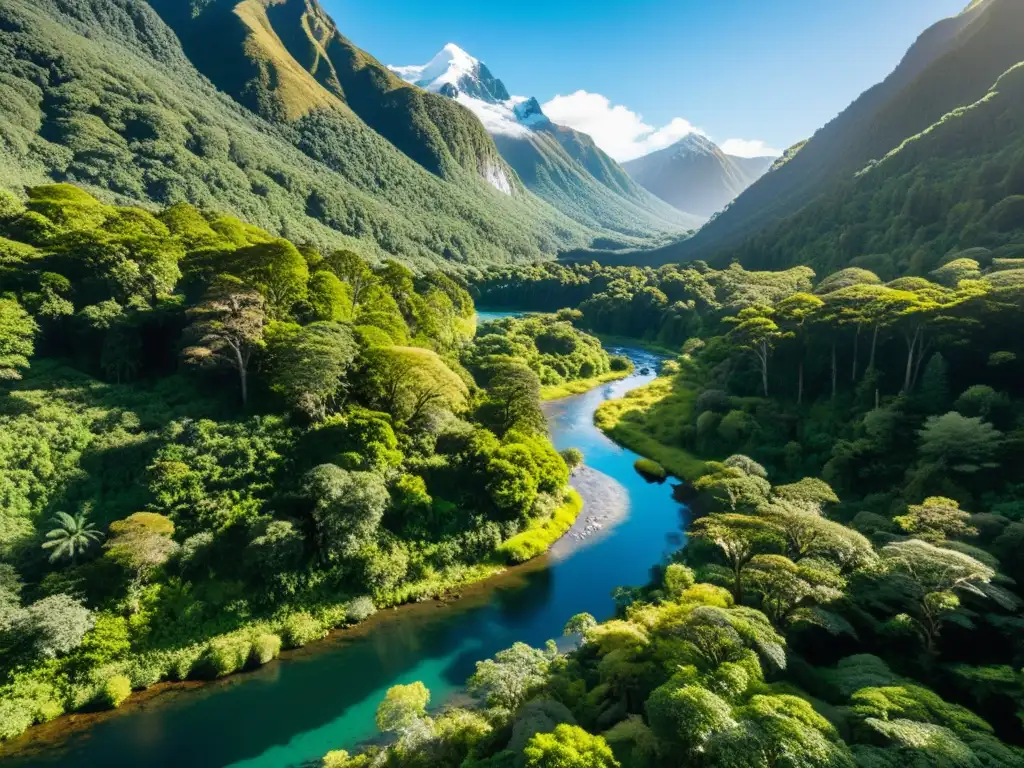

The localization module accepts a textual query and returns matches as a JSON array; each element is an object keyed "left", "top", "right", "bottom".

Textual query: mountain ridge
[
  {"left": 389, "top": 44, "right": 703, "bottom": 236},
  {"left": 639, "top": 0, "right": 1018, "bottom": 265}
]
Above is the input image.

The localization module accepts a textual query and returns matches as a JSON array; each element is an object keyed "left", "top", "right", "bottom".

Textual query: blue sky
[{"left": 326, "top": 0, "right": 967, "bottom": 159}]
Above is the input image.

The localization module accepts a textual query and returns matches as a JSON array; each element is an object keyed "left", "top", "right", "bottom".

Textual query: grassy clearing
[
  {"left": 496, "top": 490, "right": 584, "bottom": 564},
  {"left": 540, "top": 367, "right": 633, "bottom": 401},
  {"left": 594, "top": 375, "right": 708, "bottom": 482}
]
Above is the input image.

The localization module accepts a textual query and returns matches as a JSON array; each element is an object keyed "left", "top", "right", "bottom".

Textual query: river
[{"left": 6, "top": 318, "right": 689, "bottom": 768}]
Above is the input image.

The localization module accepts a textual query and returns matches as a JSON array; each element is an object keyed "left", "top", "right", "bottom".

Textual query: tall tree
[
  {"left": 183, "top": 280, "right": 266, "bottom": 406},
  {"left": 726, "top": 304, "right": 783, "bottom": 397},
  {"left": 776, "top": 293, "right": 824, "bottom": 404}
]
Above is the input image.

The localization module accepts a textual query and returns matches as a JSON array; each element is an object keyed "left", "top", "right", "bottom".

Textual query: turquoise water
[{"left": 7, "top": 346, "right": 689, "bottom": 768}]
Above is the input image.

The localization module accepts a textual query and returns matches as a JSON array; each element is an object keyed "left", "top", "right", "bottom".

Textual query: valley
[{"left": 3, "top": 1, "right": 1024, "bottom": 767}]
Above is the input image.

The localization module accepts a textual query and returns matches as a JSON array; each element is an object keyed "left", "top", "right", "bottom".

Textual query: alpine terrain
[
  {"left": 390, "top": 44, "right": 702, "bottom": 237},
  {"left": 622, "top": 133, "right": 774, "bottom": 219}
]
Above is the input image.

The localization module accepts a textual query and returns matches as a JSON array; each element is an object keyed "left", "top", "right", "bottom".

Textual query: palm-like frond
[{"left": 41, "top": 510, "right": 103, "bottom": 563}]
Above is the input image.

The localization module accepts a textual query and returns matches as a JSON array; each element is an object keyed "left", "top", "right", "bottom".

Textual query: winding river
[{"left": 6, "top": 317, "right": 689, "bottom": 768}]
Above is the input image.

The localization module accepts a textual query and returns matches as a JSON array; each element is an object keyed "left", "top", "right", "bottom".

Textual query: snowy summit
[{"left": 389, "top": 44, "right": 548, "bottom": 137}]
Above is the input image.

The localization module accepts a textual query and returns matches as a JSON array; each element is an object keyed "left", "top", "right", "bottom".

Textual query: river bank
[{"left": 2, "top": 346, "right": 688, "bottom": 768}]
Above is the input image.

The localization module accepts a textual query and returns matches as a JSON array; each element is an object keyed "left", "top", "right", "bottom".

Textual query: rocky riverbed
[{"left": 549, "top": 465, "right": 630, "bottom": 560}]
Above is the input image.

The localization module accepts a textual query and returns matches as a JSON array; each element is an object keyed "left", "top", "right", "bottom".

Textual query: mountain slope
[
  {"left": 622, "top": 134, "right": 773, "bottom": 218},
  {"left": 0, "top": 0, "right": 600, "bottom": 269},
  {"left": 390, "top": 45, "right": 701, "bottom": 238},
  {"left": 645, "top": 0, "right": 1016, "bottom": 265},
  {"left": 722, "top": 57, "right": 1024, "bottom": 277}
]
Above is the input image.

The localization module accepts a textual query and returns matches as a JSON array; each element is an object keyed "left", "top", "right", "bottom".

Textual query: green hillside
[
  {"left": 493, "top": 129, "right": 700, "bottom": 242},
  {"left": 0, "top": 0, "right": 598, "bottom": 270},
  {"left": 621, "top": 0, "right": 1022, "bottom": 268}
]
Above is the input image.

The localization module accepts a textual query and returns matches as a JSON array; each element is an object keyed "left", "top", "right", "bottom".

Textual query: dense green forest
[
  {"left": 0, "top": 183, "right": 610, "bottom": 742},
  {"left": 319, "top": 255, "right": 1024, "bottom": 766},
  {"left": 0, "top": 0, "right": 590, "bottom": 271}
]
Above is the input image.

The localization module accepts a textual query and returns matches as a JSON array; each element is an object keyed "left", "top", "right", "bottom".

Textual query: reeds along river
[{"left": 5, "top": 337, "right": 690, "bottom": 768}]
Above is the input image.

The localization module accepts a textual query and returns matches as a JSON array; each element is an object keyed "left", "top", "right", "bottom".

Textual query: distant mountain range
[
  {"left": 621, "top": 133, "right": 774, "bottom": 219},
  {"left": 390, "top": 45, "right": 702, "bottom": 236}
]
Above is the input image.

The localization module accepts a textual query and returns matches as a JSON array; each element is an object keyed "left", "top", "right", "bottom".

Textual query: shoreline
[{"left": 0, "top": 368, "right": 639, "bottom": 760}]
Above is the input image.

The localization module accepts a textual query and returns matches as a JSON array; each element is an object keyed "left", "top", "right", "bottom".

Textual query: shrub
[
  {"left": 0, "top": 698, "right": 34, "bottom": 741},
  {"left": 634, "top": 458, "right": 667, "bottom": 481},
  {"left": 283, "top": 612, "right": 326, "bottom": 648},
  {"left": 250, "top": 633, "right": 282, "bottom": 665},
  {"left": 200, "top": 636, "right": 253, "bottom": 678},
  {"left": 98, "top": 675, "right": 132, "bottom": 709},
  {"left": 345, "top": 597, "right": 377, "bottom": 624},
  {"left": 609, "top": 355, "right": 631, "bottom": 372},
  {"left": 497, "top": 490, "right": 583, "bottom": 564}
]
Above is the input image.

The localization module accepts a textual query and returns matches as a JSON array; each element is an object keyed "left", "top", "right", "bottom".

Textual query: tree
[
  {"left": 104, "top": 513, "right": 179, "bottom": 590},
  {"left": 708, "top": 694, "right": 854, "bottom": 768},
  {"left": 743, "top": 555, "right": 847, "bottom": 631},
  {"left": 235, "top": 239, "right": 309, "bottom": 317},
  {"left": 41, "top": 509, "right": 103, "bottom": 564},
  {"left": 560, "top": 448, "right": 584, "bottom": 473},
  {"left": 878, "top": 539, "right": 1015, "bottom": 656},
  {"left": 307, "top": 271, "right": 353, "bottom": 322},
  {"left": 0, "top": 298, "right": 38, "bottom": 381},
  {"left": 895, "top": 498, "right": 977, "bottom": 543},
  {"left": 324, "top": 250, "right": 376, "bottom": 308},
  {"left": 304, "top": 465, "right": 389, "bottom": 561},
  {"left": 523, "top": 725, "right": 619, "bottom": 768},
  {"left": 360, "top": 347, "right": 468, "bottom": 425},
  {"left": 563, "top": 613, "right": 597, "bottom": 636},
  {"left": 918, "top": 412, "right": 1002, "bottom": 473},
  {"left": 646, "top": 682, "right": 734, "bottom": 754},
  {"left": 468, "top": 642, "right": 550, "bottom": 712},
  {"left": 16, "top": 594, "right": 94, "bottom": 659},
  {"left": 690, "top": 514, "right": 784, "bottom": 602},
  {"left": 376, "top": 682, "right": 430, "bottom": 735},
  {"left": 183, "top": 280, "right": 266, "bottom": 406},
  {"left": 480, "top": 362, "right": 545, "bottom": 435},
  {"left": 776, "top": 292, "right": 824, "bottom": 404},
  {"left": 726, "top": 304, "right": 783, "bottom": 396},
  {"left": 268, "top": 322, "right": 358, "bottom": 420}
]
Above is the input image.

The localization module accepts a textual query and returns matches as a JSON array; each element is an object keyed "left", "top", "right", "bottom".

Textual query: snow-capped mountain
[
  {"left": 389, "top": 45, "right": 702, "bottom": 235},
  {"left": 623, "top": 134, "right": 774, "bottom": 219},
  {"left": 390, "top": 44, "right": 548, "bottom": 138}
]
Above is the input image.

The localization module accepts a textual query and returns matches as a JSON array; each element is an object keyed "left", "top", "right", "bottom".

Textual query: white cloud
[
  {"left": 541, "top": 90, "right": 782, "bottom": 162},
  {"left": 541, "top": 90, "right": 705, "bottom": 162},
  {"left": 720, "top": 138, "right": 783, "bottom": 158}
]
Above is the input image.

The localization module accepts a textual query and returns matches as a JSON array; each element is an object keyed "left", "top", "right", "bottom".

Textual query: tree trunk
[
  {"left": 851, "top": 327, "right": 861, "bottom": 383},
  {"left": 239, "top": 366, "right": 248, "bottom": 407},
  {"left": 797, "top": 360, "right": 804, "bottom": 406},
  {"left": 831, "top": 343, "right": 837, "bottom": 400},
  {"left": 759, "top": 342, "right": 769, "bottom": 397},
  {"left": 868, "top": 324, "right": 879, "bottom": 372},
  {"left": 903, "top": 328, "right": 919, "bottom": 393}
]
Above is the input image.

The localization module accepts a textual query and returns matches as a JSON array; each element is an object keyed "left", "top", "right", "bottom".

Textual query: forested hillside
[
  {"left": 0, "top": 183, "right": 610, "bottom": 743},
  {"left": 328, "top": 246, "right": 1024, "bottom": 768},
  {"left": 0, "top": 0, "right": 618, "bottom": 270},
  {"left": 612, "top": 0, "right": 1024, "bottom": 270}
]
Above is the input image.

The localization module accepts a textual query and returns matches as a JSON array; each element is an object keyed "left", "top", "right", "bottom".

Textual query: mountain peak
[
  {"left": 390, "top": 44, "right": 509, "bottom": 103},
  {"left": 673, "top": 132, "right": 719, "bottom": 156}
]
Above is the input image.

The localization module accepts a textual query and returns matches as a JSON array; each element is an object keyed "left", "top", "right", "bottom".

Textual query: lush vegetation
[
  {"left": 466, "top": 313, "right": 630, "bottom": 401},
  {"left": 326, "top": 242, "right": 1024, "bottom": 766},
  {"left": 0, "top": 183, "right": 601, "bottom": 742},
  {"left": 0, "top": 0, "right": 606, "bottom": 271},
  {"left": 321, "top": 451, "right": 1024, "bottom": 767}
]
